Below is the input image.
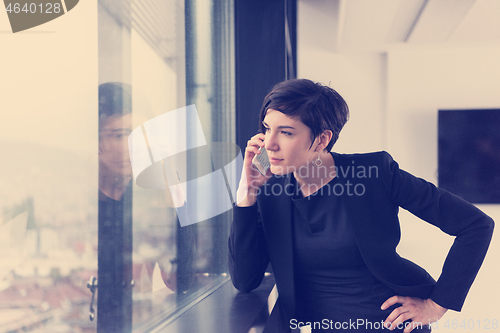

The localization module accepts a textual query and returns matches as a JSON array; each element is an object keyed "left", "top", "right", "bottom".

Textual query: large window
[
  {"left": 0, "top": 2, "right": 98, "bottom": 331},
  {"left": 97, "top": 0, "right": 235, "bottom": 331},
  {"left": 0, "top": 0, "right": 234, "bottom": 331}
]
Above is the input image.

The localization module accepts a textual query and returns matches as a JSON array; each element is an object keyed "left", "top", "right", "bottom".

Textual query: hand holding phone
[
  {"left": 252, "top": 146, "right": 270, "bottom": 175},
  {"left": 237, "top": 134, "right": 270, "bottom": 207}
]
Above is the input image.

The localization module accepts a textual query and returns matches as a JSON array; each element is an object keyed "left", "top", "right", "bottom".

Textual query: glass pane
[
  {"left": 0, "top": 10, "right": 99, "bottom": 332},
  {"left": 97, "top": 0, "right": 235, "bottom": 331}
]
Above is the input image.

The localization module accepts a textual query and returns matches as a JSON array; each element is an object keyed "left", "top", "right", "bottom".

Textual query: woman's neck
[{"left": 294, "top": 151, "right": 336, "bottom": 197}]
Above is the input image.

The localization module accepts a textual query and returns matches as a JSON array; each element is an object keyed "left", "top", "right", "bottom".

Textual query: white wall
[
  {"left": 386, "top": 44, "right": 500, "bottom": 325},
  {"left": 299, "top": 48, "right": 387, "bottom": 154},
  {"left": 386, "top": 44, "right": 500, "bottom": 181},
  {"left": 298, "top": 7, "right": 500, "bottom": 328}
]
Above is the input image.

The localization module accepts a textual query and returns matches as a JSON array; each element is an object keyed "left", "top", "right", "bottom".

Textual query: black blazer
[{"left": 228, "top": 151, "right": 494, "bottom": 333}]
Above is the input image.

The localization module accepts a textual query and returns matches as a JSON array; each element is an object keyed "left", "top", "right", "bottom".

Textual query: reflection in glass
[
  {"left": 97, "top": 82, "right": 134, "bottom": 333},
  {"left": 97, "top": 0, "right": 234, "bottom": 330}
]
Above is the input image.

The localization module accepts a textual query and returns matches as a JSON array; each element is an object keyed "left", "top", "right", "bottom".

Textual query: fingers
[
  {"left": 245, "top": 133, "right": 265, "bottom": 157},
  {"left": 381, "top": 295, "right": 405, "bottom": 310},
  {"left": 244, "top": 144, "right": 260, "bottom": 159},
  {"left": 249, "top": 133, "right": 265, "bottom": 147},
  {"left": 383, "top": 296, "right": 418, "bottom": 331},
  {"left": 249, "top": 133, "right": 265, "bottom": 146},
  {"left": 236, "top": 133, "right": 270, "bottom": 207},
  {"left": 383, "top": 296, "right": 445, "bottom": 332},
  {"left": 243, "top": 134, "right": 266, "bottom": 173},
  {"left": 391, "top": 313, "right": 412, "bottom": 332},
  {"left": 384, "top": 304, "right": 409, "bottom": 330}
]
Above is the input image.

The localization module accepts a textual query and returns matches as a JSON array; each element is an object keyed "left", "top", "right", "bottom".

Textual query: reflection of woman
[
  {"left": 229, "top": 79, "right": 494, "bottom": 333},
  {"left": 99, "top": 90, "right": 133, "bottom": 200},
  {"left": 97, "top": 83, "right": 196, "bottom": 329},
  {"left": 98, "top": 82, "right": 134, "bottom": 333}
]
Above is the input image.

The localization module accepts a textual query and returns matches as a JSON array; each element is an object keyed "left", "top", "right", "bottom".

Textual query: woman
[{"left": 228, "top": 79, "right": 494, "bottom": 332}]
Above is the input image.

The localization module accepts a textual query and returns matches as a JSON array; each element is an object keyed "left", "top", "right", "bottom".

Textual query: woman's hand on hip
[
  {"left": 236, "top": 133, "right": 272, "bottom": 207},
  {"left": 381, "top": 296, "right": 448, "bottom": 332}
]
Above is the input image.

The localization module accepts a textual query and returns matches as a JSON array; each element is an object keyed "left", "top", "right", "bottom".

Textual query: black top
[
  {"left": 291, "top": 174, "right": 430, "bottom": 332},
  {"left": 229, "top": 151, "right": 494, "bottom": 333}
]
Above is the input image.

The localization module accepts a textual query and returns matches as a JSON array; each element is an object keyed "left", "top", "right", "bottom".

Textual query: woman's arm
[
  {"left": 380, "top": 151, "right": 494, "bottom": 311},
  {"left": 378, "top": 151, "right": 493, "bottom": 331},
  {"left": 228, "top": 205, "right": 270, "bottom": 292},
  {"left": 228, "top": 133, "right": 273, "bottom": 292}
]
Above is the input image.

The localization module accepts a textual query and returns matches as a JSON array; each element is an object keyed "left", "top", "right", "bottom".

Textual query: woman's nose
[{"left": 265, "top": 133, "right": 278, "bottom": 151}]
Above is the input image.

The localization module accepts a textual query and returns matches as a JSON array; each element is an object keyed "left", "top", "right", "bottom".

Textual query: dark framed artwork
[{"left": 438, "top": 109, "right": 500, "bottom": 204}]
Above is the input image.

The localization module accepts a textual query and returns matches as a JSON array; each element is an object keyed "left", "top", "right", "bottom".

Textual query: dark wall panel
[{"left": 235, "top": 0, "right": 295, "bottom": 149}]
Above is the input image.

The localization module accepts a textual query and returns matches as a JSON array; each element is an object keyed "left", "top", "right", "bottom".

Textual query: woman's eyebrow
[{"left": 262, "top": 121, "right": 295, "bottom": 130}]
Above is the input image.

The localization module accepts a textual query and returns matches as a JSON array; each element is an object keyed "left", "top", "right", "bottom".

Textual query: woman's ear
[{"left": 315, "top": 130, "right": 333, "bottom": 151}]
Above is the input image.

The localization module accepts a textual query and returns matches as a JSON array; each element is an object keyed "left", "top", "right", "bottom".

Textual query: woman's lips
[{"left": 269, "top": 157, "right": 283, "bottom": 164}]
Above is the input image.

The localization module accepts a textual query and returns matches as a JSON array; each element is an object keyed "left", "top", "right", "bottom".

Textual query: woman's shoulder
[
  {"left": 330, "top": 151, "right": 398, "bottom": 183},
  {"left": 331, "top": 150, "right": 394, "bottom": 165}
]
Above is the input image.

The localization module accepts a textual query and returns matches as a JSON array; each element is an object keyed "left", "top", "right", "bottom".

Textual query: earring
[{"left": 314, "top": 151, "right": 322, "bottom": 167}]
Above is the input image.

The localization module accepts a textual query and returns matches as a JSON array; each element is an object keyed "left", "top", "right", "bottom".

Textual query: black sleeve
[
  {"left": 228, "top": 205, "right": 270, "bottom": 292},
  {"left": 380, "top": 151, "right": 494, "bottom": 311}
]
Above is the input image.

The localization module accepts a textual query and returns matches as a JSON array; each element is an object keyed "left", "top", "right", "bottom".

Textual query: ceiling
[{"left": 299, "top": 0, "right": 500, "bottom": 52}]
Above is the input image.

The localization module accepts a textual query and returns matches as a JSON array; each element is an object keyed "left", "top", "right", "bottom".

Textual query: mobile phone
[{"left": 252, "top": 146, "right": 271, "bottom": 175}]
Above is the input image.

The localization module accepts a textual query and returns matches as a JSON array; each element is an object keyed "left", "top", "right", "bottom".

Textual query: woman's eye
[
  {"left": 263, "top": 127, "right": 270, "bottom": 132},
  {"left": 281, "top": 131, "right": 292, "bottom": 136}
]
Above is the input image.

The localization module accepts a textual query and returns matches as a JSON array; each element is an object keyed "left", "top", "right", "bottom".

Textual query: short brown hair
[{"left": 259, "top": 79, "right": 349, "bottom": 151}]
